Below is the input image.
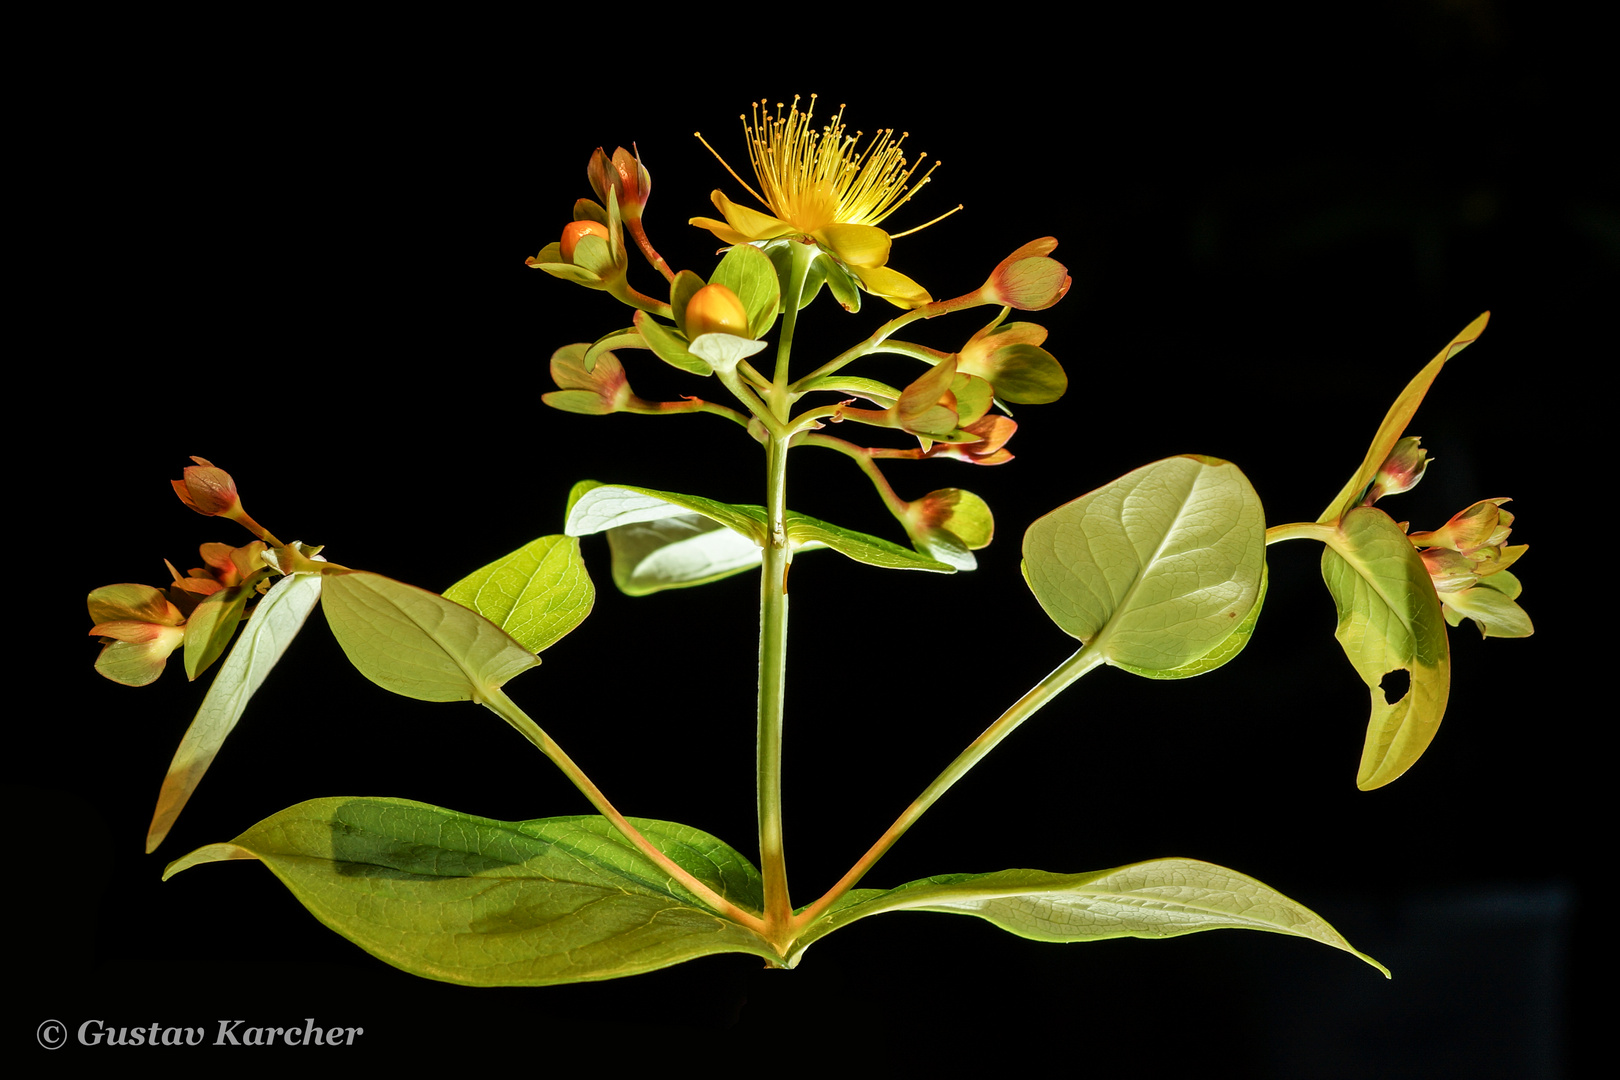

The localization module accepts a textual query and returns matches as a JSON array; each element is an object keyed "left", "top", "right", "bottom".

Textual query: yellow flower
[{"left": 691, "top": 96, "right": 956, "bottom": 309}]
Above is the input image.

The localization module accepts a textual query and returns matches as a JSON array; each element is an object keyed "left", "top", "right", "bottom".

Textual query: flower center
[{"left": 701, "top": 95, "right": 944, "bottom": 237}]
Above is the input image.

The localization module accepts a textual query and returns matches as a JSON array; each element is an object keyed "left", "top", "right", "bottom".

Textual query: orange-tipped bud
[
  {"left": 171, "top": 457, "right": 240, "bottom": 518},
  {"left": 560, "top": 219, "right": 612, "bottom": 261},
  {"left": 684, "top": 284, "right": 751, "bottom": 339}
]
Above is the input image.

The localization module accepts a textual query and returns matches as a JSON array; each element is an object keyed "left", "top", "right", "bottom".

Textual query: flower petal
[
  {"left": 851, "top": 264, "right": 932, "bottom": 309},
  {"left": 814, "top": 223, "right": 890, "bottom": 269},
  {"left": 695, "top": 190, "right": 798, "bottom": 244}
]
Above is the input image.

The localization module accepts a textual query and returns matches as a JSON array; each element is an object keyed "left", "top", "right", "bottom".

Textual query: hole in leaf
[{"left": 1379, "top": 668, "right": 1410, "bottom": 703}]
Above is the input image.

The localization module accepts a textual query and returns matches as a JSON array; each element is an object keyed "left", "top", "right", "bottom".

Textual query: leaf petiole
[
  {"left": 795, "top": 645, "right": 1106, "bottom": 928},
  {"left": 480, "top": 686, "right": 768, "bottom": 934}
]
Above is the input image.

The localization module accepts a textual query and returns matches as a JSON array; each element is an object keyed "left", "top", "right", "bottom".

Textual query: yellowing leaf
[{"left": 1321, "top": 508, "right": 1451, "bottom": 789}]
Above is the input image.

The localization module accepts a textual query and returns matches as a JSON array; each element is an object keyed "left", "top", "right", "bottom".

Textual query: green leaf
[
  {"left": 1320, "top": 312, "right": 1489, "bottom": 523},
  {"left": 583, "top": 327, "right": 645, "bottom": 373},
  {"left": 792, "top": 858, "right": 1387, "bottom": 976},
  {"left": 709, "top": 242, "right": 781, "bottom": 340},
  {"left": 1022, "top": 455, "right": 1267, "bottom": 675},
  {"left": 565, "top": 481, "right": 953, "bottom": 594},
  {"left": 632, "top": 309, "right": 712, "bottom": 376},
  {"left": 1321, "top": 508, "right": 1451, "bottom": 789},
  {"left": 786, "top": 514, "right": 956, "bottom": 574},
  {"left": 321, "top": 571, "right": 541, "bottom": 703},
  {"left": 147, "top": 572, "right": 323, "bottom": 853},
  {"left": 1110, "top": 562, "right": 1269, "bottom": 680},
  {"left": 163, "top": 798, "right": 780, "bottom": 986},
  {"left": 181, "top": 582, "right": 256, "bottom": 681},
  {"left": 669, "top": 269, "right": 704, "bottom": 336},
  {"left": 795, "top": 374, "right": 903, "bottom": 405},
  {"left": 443, "top": 535, "right": 594, "bottom": 655}
]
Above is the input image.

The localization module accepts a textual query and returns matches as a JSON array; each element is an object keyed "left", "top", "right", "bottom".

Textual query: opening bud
[
  {"left": 684, "top": 284, "right": 751, "bottom": 340},
  {"left": 561, "top": 219, "right": 613, "bottom": 261}
]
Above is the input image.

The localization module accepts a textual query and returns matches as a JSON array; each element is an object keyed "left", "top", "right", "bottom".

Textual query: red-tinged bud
[
  {"left": 921, "top": 414, "right": 1018, "bottom": 465},
  {"left": 560, "top": 219, "right": 613, "bottom": 261},
  {"left": 169, "top": 458, "right": 283, "bottom": 546},
  {"left": 171, "top": 456, "right": 240, "bottom": 517},
  {"left": 1363, "top": 436, "right": 1430, "bottom": 505},
  {"left": 1409, "top": 497, "right": 1532, "bottom": 639},
  {"left": 901, "top": 487, "right": 995, "bottom": 570},
  {"left": 1409, "top": 498, "right": 1514, "bottom": 555},
  {"left": 684, "top": 284, "right": 751, "bottom": 339},
  {"left": 980, "top": 237, "right": 1071, "bottom": 311},
  {"left": 588, "top": 146, "right": 651, "bottom": 223},
  {"left": 543, "top": 343, "right": 649, "bottom": 416}
]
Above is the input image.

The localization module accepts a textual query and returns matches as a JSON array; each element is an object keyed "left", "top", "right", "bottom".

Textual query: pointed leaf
[
  {"left": 1321, "top": 508, "right": 1451, "bottom": 788},
  {"left": 146, "top": 572, "right": 323, "bottom": 852},
  {"left": 1320, "top": 312, "right": 1489, "bottom": 523},
  {"left": 793, "top": 858, "right": 1386, "bottom": 976},
  {"left": 443, "top": 535, "right": 594, "bottom": 654},
  {"left": 795, "top": 374, "right": 903, "bottom": 406},
  {"left": 632, "top": 310, "right": 712, "bottom": 376},
  {"left": 321, "top": 571, "right": 541, "bottom": 703},
  {"left": 1023, "top": 455, "right": 1266, "bottom": 675},
  {"left": 786, "top": 514, "right": 955, "bottom": 574},
  {"left": 181, "top": 583, "right": 256, "bottom": 681},
  {"left": 163, "top": 798, "right": 779, "bottom": 986},
  {"left": 565, "top": 482, "right": 953, "bottom": 594}
]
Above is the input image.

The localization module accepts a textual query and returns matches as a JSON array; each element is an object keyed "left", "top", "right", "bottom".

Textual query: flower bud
[
  {"left": 588, "top": 146, "right": 650, "bottom": 223},
  {"left": 1363, "top": 436, "right": 1429, "bottom": 505},
  {"left": 684, "top": 284, "right": 751, "bottom": 339},
  {"left": 980, "top": 237, "right": 1071, "bottom": 311},
  {"left": 171, "top": 456, "right": 240, "bottom": 518}
]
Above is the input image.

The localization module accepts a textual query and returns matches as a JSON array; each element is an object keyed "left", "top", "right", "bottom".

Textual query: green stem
[
  {"left": 754, "top": 238, "right": 814, "bottom": 944},
  {"left": 773, "top": 240, "right": 814, "bottom": 395},
  {"left": 791, "top": 307, "right": 930, "bottom": 392},
  {"left": 1266, "top": 521, "right": 1337, "bottom": 546},
  {"left": 481, "top": 687, "right": 766, "bottom": 932},
  {"left": 758, "top": 433, "right": 793, "bottom": 939},
  {"left": 795, "top": 645, "right": 1105, "bottom": 928},
  {"left": 800, "top": 433, "right": 909, "bottom": 518}
]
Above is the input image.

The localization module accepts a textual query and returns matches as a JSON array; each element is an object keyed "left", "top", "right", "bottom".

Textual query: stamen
[
  {"left": 889, "top": 203, "right": 964, "bottom": 239},
  {"left": 694, "top": 126, "right": 765, "bottom": 206},
  {"left": 701, "top": 96, "right": 953, "bottom": 239}
]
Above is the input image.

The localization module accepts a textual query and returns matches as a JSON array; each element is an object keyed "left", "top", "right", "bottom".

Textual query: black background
[{"left": 26, "top": 4, "right": 1601, "bottom": 1072}]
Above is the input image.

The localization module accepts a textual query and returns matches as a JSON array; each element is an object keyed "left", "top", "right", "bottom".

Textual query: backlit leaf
[
  {"left": 164, "top": 798, "right": 779, "bottom": 986},
  {"left": 146, "top": 572, "right": 323, "bottom": 852}
]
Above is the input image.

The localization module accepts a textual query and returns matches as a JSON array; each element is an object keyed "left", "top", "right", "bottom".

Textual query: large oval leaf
[
  {"left": 793, "top": 858, "right": 1386, "bottom": 976},
  {"left": 321, "top": 571, "right": 540, "bottom": 702},
  {"left": 1022, "top": 455, "right": 1266, "bottom": 674},
  {"left": 163, "top": 798, "right": 779, "bottom": 986}
]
